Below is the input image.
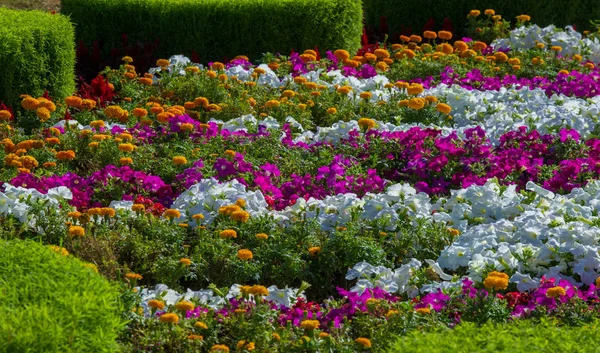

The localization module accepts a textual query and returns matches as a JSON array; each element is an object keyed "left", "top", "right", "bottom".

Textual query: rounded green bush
[
  {"left": 0, "top": 239, "right": 126, "bottom": 353},
  {"left": 0, "top": 8, "right": 76, "bottom": 109}
]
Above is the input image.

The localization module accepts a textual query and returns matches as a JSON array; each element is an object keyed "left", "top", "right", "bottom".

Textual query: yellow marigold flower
[
  {"left": 19, "top": 156, "right": 38, "bottom": 169},
  {"left": 192, "top": 213, "right": 205, "bottom": 221},
  {"left": 119, "top": 157, "right": 133, "bottom": 165},
  {"left": 327, "top": 107, "right": 337, "bottom": 115},
  {"left": 488, "top": 271, "right": 509, "bottom": 279},
  {"left": 159, "top": 312, "right": 180, "bottom": 324},
  {"left": 355, "top": 337, "right": 372, "bottom": 348},
  {"left": 406, "top": 83, "right": 424, "bottom": 95},
  {"left": 88, "top": 142, "right": 100, "bottom": 149},
  {"left": 210, "top": 345, "right": 229, "bottom": 352},
  {"left": 237, "top": 249, "right": 253, "bottom": 261},
  {"left": 319, "top": 332, "right": 330, "bottom": 338},
  {"left": 194, "top": 321, "right": 208, "bottom": 329},
  {"left": 293, "top": 76, "right": 307, "bottom": 84},
  {"left": 271, "top": 333, "right": 281, "bottom": 341},
  {"left": 573, "top": 54, "right": 583, "bottom": 62},
  {"left": 220, "top": 229, "right": 237, "bottom": 239},
  {"left": 358, "top": 118, "right": 376, "bottom": 130},
  {"left": 148, "top": 299, "right": 165, "bottom": 310},
  {"left": 546, "top": 286, "right": 566, "bottom": 298},
  {"left": 231, "top": 210, "right": 250, "bottom": 223},
  {"left": 301, "top": 320, "right": 320, "bottom": 330},
  {"left": 163, "top": 209, "right": 181, "bottom": 219},
  {"left": 180, "top": 123, "right": 194, "bottom": 132},
  {"left": 49, "top": 245, "right": 69, "bottom": 256},
  {"left": 492, "top": 15, "right": 501, "bottom": 21},
  {"left": 494, "top": 52, "right": 509, "bottom": 62},
  {"left": 359, "top": 91, "right": 373, "bottom": 100},
  {"left": 188, "top": 334, "right": 203, "bottom": 340},
  {"left": 265, "top": 100, "right": 280, "bottom": 108},
  {"left": 484, "top": 9, "right": 495, "bottom": 15},
  {"left": 436, "top": 103, "right": 452, "bottom": 115},
  {"left": 308, "top": 246, "right": 321, "bottom": 256},
  {"left": 172, "top": 156, "right": 187, "bottom": 165},
  {"left": 180, "top": 258, "right": 191, "bottom": 266},
  {"left": 376, "top": 61, "right": 389, "bottom": 71},
  {"left": 36, "top": 107, "right": 51, "bottom": 121},
  {"left": 244, "top": 342, "right": 255, "bottom": 351},
  {"left": 249, "top": 285, "right": 269, "bottom": 296},
  {"left": 56, "top": 150, "right": 76, "bottom": 160},
  {"left": 157, "top": 59, "right": 170, "bottom": 67},
  {"left": 118, "top": 143, "right": 135, "bottom": 152},
  {"left": 407, "top": 98, "right": 426, "bottom": 110},
  {"left": 516, "top": 14, "right": 531, "bottom": 22},
  {"left": 256, "top": 233, "right": 268, "bottom": 240},
  {"left": 416, "top": 307, "right": 431, "bottom": 315},
  {"left": 336, "top": 85, "right": 353, "bottom": 95},
  {"left": 175, "top": 301, "right": 195, "bottom": 311},
  {"left": 234, "top": 308, "right": 247, "bottom": 314},
  {"left": 483, "top": 273, "right": 508, "bottom": 291},
  {"left": 122, "top": 56, "right": 133, "bottom": 63},
  {"left": 470, "top": 10, "right": 481, "bottom": 17},
  {"left": 535, "top": 42, "right": 545, "bottom": 49},
  {"left": 551, "top": 46, "right": 563, "bottom": 52},
  {"left": 68, "top": 225, "right": 85, "bottom": 237},
  {"left": 282, "top": 89, "right": 296, "bottom": 98}
]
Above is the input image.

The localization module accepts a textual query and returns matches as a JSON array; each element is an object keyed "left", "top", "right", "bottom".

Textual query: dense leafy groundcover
[{"left": 4, "top": 8, "right": 600, "bottom": 352}]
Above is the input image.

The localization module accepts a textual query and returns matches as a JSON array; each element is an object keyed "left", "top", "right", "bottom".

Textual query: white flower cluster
[
  {"left": 136, "top": 283, "right": 304, "bottom": 315},
  {"left": 0, "top": 183, "right": 72, "bottom": 226},
  {"left": 492, "top": 25, "right": 600, "bottom": 63},
  {"left": 424, "top": 84, "right": 600, "bottom": 143},
  {"left": 435, "top": 179, "right": 600, "bottom": 289}
]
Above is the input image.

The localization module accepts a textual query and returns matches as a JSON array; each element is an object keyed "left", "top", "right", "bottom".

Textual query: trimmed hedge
[
  {"left": 363, "top": 0, "right": 600, "bottom": 39},
  {"left": 0, "top": 8, "right": 75, "bottom": 109},
  {"left": 61, "top": 0, "right": 363, "bottom": 63},
  {"left": 389, "top": 319, "right": 600, "bottom": 353},
  {"left": 0, "top": 240, "right": 125, "bottom": 353}
]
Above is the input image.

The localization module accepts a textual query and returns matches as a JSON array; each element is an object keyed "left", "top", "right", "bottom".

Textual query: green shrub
[
  {"left": 389, "top": 319, "right": 600, "bottom": 353},
  {"left": 60, "top": 0, "right": 362, "bottom": 63},
  {"left": 0, "top": 8, "right": 75, "bottom": 109},
  {"left": 0, "top": 239, "right": 126, "bottom": 353},
  {"left": 363, "top": 0, "right": 600, "bottom": 39}
]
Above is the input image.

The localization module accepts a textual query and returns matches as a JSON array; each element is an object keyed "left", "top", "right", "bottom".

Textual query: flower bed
[{"left": 3, "top": 9, "right": 600, "bottom": 352}]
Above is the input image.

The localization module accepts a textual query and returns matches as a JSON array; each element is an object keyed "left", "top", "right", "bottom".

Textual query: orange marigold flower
[
  {"left": 156, "top": 59, "right": 170, "bottom": 67},
  {"left": 163, "top": 209, "right": 181, "bottom": 219},
  {"left": 175, "top": 301, "right": 195, "bottom": 311},
  {"left": 484, "top": 9, "right": 495, "bottom": 16},
  {"left": 265, "top": 100, "right": 280, "bottom": 108},
  {"left": 125, "top": 273, "right": 143, "bottom": 281},
  {"left": 65, "top": 96, "right": 83, "bottom": 108},
  {"left": 21, "top": 96, "right": 39, "bottom": 110},
  {"left": 438, "top": 30, "right": 452, "bottom": 40},
  {"left": 336, "top": 85, "right": 353, "bottom": 95},
  {"left": 172, "top": 156, "right": 187, "bottom": 165},
  {"left": 211, "top": 62, "right": 225, "bottom": 70},
  {"left": 194, "top": 321, "right": 208, "bottom": 329},
  {"left": 436, "top": 103, "right": 452, "bottom": 115},
  {"left": 249, "top": 285, "right": 269, "bottom": 296},
  {"left": 355, "top": 337, "right": 372, "bottom": 348},
  {"left": 119, "top": 157, "right": 133, "bottom": 165},
  {"left": 423, "top": 31, "right": 437, "bottom": 39},
  {"left": 159, "top": 313, "right": 180, "bottom": 324},
  {"left": 148, "top": 299, "right": 165, "bottom": 310},
  {"left": 68, "top": 225, "right": 85, "bottom": 237},
  {"left": 132, "top": 108, "right": 148, "bottom": 118},
  {"left": 308, "top": 246, "right": 321, "bottom": 256},
  {"left": 237, "top": 249, "right": 253, "bottom": 260},
  {"left": 56, "top": 150, "right": 76, "bottom": 160},
  {"left": 358, "top": 118, "right": 376, "bottom": 130},
  {"left": 327, "top": 107, "right": 337, "bottom": 115},
  {"left": 546, "top": 286, "right": 566, "bottom": 298},
  {"left": 220, "top": 229, "right": 237, "bottom": 239},
  {"left": 118, "top": 143, "right": 135, "bottom": 152},
  {"left": 36, "top": 107, "right": 51, "bottom": 121},
  {"left": 231, "top": 210, "right": 250, "bottom": 223},
  {"left": 301, "top": 320, "right": 320, "bottom": 330},
  {"left": 256, "top": 233, "right": 268, "bottom": 240},
  {"left": 210, "top": 345, "right": 229, "bottom": 353}
]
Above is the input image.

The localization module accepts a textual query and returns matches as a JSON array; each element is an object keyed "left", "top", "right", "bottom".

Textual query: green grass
[{"left": 389, "top": 319, "right": 600, "bottom": 353}]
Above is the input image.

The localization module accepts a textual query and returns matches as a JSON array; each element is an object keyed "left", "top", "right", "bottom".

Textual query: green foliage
[
  {"left": 363, "top": 0, "right": 600, "bottom": 38},
  {"left": 60, "top": 0, "right": 362, "bottom": 63},
  {"left": 389, "top": 319, "right": 600, "bottom": 352},
  {"left": 0, "top": 8, "right": 75, "bottom": 108},
  {"left": 0, "top": 239, "right": 126, "bottom": 353}
]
